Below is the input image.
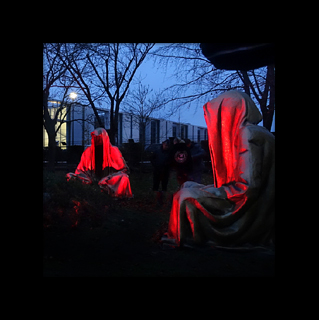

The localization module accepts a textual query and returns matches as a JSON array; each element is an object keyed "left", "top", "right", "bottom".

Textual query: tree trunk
[
  {"left": 109, "top": 100, "right": 120, "bottom": 146},
  {"left": 109, "top": 112, "right": 116, "bottom": 145},
  {"left": 262, "top": 107, "right": 274, "bottom": 132},
  {"left": 259, "top": 64, "right": 275, "bottom": 132},
  {"left": 114, "top": 100, "right": 120, "bottom": 145},
  {"left": 241, "top": 70, "right": 251, "bottom": 96},
  {"left": 139, "top": 122, "right": 146, "bottom": 173},
  {"left": 47, "top": 128, "right": 56, "bottom": 172},
  {"left": 267, "top": 64, "right": 275, "bottom": 132},
  {"left": 87, "top": 95, "right": 104, "bottom": 129},
  {"left": 109, "top": 121, "right": 117, "bottom": 145},
  {"left": 43, "top": 93, "right": 57, "bottom": 172},
  {"left": 239, "top": 65, "right": 275, "bottom": 132}
]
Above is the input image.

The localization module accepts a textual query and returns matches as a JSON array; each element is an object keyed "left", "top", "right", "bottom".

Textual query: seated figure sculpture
[
  {"left": 66, "top": 127, "right": 133, "bottom": 199},
  {"left": 165, "top": 90, "right": 275, "bottom": 247}
]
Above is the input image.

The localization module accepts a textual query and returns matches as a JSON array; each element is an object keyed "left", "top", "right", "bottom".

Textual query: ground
[{"left": 43, "top": 168, "right": 275, "bottom": 277}]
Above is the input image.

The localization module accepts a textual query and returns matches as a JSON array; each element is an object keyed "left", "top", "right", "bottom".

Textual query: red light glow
[
  {"left": 66, "top": 128, "right": 133, "bottom": 198},
  {"left": 166, "top": 91, "right": 275, "bottom": 246}
]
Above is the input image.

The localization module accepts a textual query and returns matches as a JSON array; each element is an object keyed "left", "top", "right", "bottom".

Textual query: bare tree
[
  {"left": 237, "top": 65, "right": 275, "bottom": 131},
  {"left": 43, "top": 43, "right": 77, "bottom": 171},
  {"left": 56, "top": 43, "right": 106, "bottom": 130},
  {"left": 84, "top": 43, "right": 156, "bottom": 144},
  {"left": 55, "top": 43, "right": 155, "bottom": 144},
  {"left": 152, "top": 43, "right": 275, "bottom": 131},
  {"left": 123, "top": 79, "right": 166, "bottom": 147}
]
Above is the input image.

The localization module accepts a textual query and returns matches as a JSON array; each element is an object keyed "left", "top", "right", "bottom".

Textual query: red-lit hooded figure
[
  {"left": 166, "top": 90, "right": 275, "bottom": 247},
  {"left": 66, "top": 128, "right": 133, "bottom": 199}
]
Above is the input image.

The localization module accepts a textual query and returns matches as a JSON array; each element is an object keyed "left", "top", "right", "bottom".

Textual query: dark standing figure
[
  {"left": 170, "top": 140, "right": 193, "bottom": 187},
  {"left": 185, "top": 139, "right": 206, "bottom": 184},
  {"left": 150, "top": 140, "right": 171, "bottom": 206}
]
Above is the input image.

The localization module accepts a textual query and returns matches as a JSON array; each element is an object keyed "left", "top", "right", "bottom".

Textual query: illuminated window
[{"left": 43, "top": 100, "right": 67, "bottom": 149}]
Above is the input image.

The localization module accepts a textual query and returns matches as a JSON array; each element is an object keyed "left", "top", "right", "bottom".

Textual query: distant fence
[{"left": 43, "top": 146, "right": 84, "bottom": 171}]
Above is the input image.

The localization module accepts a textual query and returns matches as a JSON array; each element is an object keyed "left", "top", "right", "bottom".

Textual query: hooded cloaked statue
[
  {"left": 66, "top": 128, "right": 133, "bottom": 199},
  {"left": 165, "top": 90, "right": 275, "bottom": 247}
]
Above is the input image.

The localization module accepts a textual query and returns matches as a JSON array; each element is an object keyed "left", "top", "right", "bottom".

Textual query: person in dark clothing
[
  {"left": 185, "top": 139, "right": 206, "bottom": 184},
  {"left": 150, "top": 140, "right": 171, "bottom": 206},
  {"left": 170, "top": 140, "right": 193, "bottom": 187}
]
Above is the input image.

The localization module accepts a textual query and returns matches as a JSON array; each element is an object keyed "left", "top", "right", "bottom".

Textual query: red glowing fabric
[
  {"left": 99, "top": 171, "right": 133, "bottom": 199},
  {"left": 167, "top": 91, "right": 275, "bottom": 246},
  {"left": 75, "top": 128, "right": 126, "bottom": 174},
  {"left": 66, "top": 128, "right": 133, "bottom": 198},
  {"left": 203, "top": 89, "right": 262, "bottom": 205}
]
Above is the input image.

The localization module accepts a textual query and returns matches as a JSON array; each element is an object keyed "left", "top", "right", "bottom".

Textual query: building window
[
  {"left": 181, "top": 125, "right": 188, "bottom": 140},
  {"left": 173, "top": 124, "right": 177, "bottom": 138},
  {"left": 43, "top": 101, "right": 67, "bottom": 149},
  {"left": 151, "top": 119, "right": 160, "bottom": 144}
]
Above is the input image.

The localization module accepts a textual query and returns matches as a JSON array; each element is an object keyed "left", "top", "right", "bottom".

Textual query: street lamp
[{"left": 69, "top": 92, "right": 78, "bottom": 100}]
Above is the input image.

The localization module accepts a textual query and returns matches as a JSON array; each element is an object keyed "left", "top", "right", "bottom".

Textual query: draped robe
[
  {"left": 66, "top": 128, "right": 133, "bottom": 199},
  {"left": 167, "top": 91, "right": 275, "bottom": 246}
]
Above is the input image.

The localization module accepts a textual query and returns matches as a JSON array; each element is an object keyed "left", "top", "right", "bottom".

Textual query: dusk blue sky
[
  {"left": 135, "top": 45, "right": 275, "bottom": 131},
  {"left": 135, "top": 46, "right": 209, "bottom": 128},
  {"left": 48, "top": 43, "right": 274, "bottom": 131}
]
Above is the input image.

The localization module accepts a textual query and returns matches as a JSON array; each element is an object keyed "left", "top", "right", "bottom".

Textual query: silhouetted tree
[
  {"left": 43, "top": 43, "right": 75, "bottom": 171},
  {"left": 85, "top": 43, "right": 156, "bottom": 144},
  {"left": 123, "top": 79, "right": 166, "bottom": 147},
  {"left": 152, "top": 43, "right": 275, "bottom": 131}
]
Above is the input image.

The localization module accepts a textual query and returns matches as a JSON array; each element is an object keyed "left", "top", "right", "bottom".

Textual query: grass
[
  {"left": 43, "top": 168, "right": 275, "bottom": 277},
  {"left": 43, "top": 168, "right": 180, "bottom": 230}
]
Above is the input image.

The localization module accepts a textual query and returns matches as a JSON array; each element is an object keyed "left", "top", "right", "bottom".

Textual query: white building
[{"left": 43, "top": 101, "right": 208, "bottom": 149}]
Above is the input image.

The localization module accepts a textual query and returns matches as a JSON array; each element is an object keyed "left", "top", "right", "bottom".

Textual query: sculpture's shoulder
[{"left": 245, "top": 124, "right": 275, "bottom": 148}]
